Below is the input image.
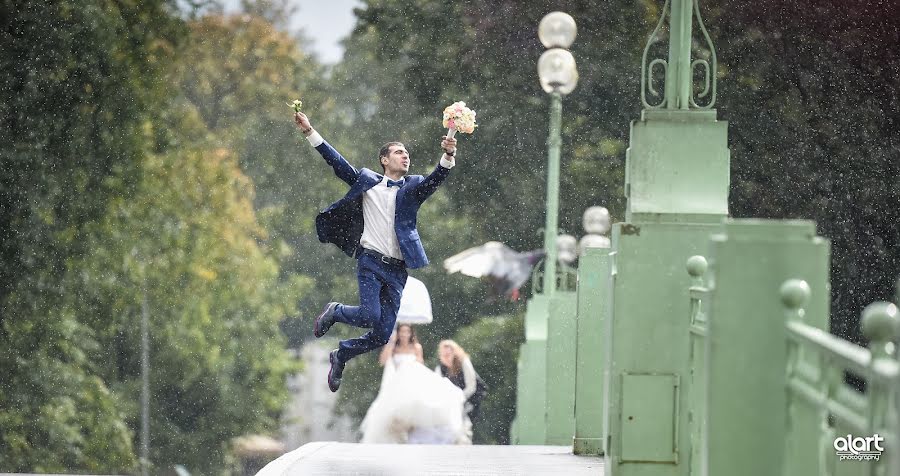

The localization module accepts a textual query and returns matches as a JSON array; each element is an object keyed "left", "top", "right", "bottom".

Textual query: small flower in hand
[{"left": 286, "top": 99, "right": 303, "bottom": 113}]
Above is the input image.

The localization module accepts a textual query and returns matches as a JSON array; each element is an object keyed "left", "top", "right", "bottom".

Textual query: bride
[{"left": 359, "top": 323, "right": 470, "bottom": 444}]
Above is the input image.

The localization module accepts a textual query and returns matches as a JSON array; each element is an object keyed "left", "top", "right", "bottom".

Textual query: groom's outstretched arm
[
  {"left": 295, "top": 112, "right": 359, "bottom": 186},
  {"left": 412, "top": 135, "right": 457, "bottom": 202}
]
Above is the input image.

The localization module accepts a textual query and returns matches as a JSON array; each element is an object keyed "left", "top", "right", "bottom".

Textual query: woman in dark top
[{"left": 436, "top": 339, "right": 487, "bottom": 434}]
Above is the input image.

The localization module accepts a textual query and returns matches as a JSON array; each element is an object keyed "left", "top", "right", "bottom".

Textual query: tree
[
  {"left": 71, "top": 146, "right": 307, "bottom": 473},
  {"left": 348, "top": 0, "right": 900, "bottom": 341},
  {"left": 712, "top": 0, "right": 900, "bottom": 341},
  {"left": 0, "top": 0, "right": 183, "bottom": 470}
]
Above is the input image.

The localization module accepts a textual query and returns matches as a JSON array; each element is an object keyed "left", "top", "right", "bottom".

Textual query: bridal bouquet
[{"left": 442, "top": 101, "right": 477, "bottom": 139}]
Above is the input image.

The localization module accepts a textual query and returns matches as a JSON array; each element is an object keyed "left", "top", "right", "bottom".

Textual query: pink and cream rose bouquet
[{"left": 442, "top": 101, "right": 477, "bottom": 139}]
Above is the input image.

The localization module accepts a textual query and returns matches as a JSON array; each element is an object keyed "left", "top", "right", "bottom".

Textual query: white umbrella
[{"left": 396, "top": 276, "right": 433, "bottom": 324}]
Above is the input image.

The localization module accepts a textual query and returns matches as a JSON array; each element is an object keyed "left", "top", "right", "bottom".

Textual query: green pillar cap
[
  {"left": 686, "top": 255, "right": 708, "bottom": 278},
  {"left": 780, "top": 279, "right": 811, "bottom": 311},
  {"left": 861, "top": 302, "right": 900, "bottom": 342}
]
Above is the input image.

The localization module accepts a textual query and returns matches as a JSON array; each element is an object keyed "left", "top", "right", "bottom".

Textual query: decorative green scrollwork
[
  {"left": 640, "top": 0, "right": 671, "bottom": 109},
  {"left": 689, "top": 0, "right": 717, "bottom": 109},
  {"left": 640, "top": 0, "right": 718, "bottom": 110}
]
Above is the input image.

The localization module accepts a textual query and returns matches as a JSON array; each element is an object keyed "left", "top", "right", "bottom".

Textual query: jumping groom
[{"left": 294, "top": 111, "right": 458, "bottom": 392}]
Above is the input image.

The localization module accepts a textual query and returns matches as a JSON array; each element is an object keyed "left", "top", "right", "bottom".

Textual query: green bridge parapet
[{"left": 558, "top": 220, "right": 900, "bottom": 476}]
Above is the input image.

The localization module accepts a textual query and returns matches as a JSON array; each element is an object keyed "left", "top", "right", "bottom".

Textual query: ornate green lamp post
[
  {"left": 538, "top": 11, "right": 582, "bottom": 446},
  {"left": 511, "top": 12, "right": 580, "bottom": 446},
  {"left": 537, "top": 11, "right": 578, "bottom": 296}
]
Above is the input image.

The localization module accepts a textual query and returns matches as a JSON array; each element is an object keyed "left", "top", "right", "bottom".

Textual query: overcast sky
[{"left": 222, "top": 0, "right": 364, "bottom": 64}]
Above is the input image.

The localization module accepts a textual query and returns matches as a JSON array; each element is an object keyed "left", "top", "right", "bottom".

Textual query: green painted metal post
[
  {"left": 540, "top": 80, "right": 582, "bottom": 447},
  {"left": 665, "top": 0, "right": 693, "bottom": 109},
  {"left": 513, "top": 90, "right": 567, "bottom": 445},
  {"left": 685, "top": 255, "right": 709, "bottom": 476},
  {"left": 543, "top": 91, "right": 562, "bottom": 297},
  {"left": 573, "top": 248, "right": 612, "bottom": 455},
  {"left": 704, "top": 220, "right": 830, "bottom": 476}
]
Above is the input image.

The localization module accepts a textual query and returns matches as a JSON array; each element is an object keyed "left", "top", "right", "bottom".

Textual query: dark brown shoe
[
  {"left": 327, "top": 350, "right": 344, "bottom": 393},
  {"left": 314, "top": 302, "right": 339, "bottom": 338}
]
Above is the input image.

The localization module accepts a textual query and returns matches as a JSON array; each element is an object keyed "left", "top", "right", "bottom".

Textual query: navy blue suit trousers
[{"left": 333, "top": 252, "right": 408, "bottom": 363}]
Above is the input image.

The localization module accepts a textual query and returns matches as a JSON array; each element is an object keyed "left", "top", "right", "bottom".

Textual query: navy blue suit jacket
[{"left": 313, "top": 140, "right": 452, "bottom": 269}]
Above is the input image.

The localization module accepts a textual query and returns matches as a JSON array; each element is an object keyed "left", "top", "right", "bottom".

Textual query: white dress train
[{"left": 359, "top": 353, "right": 470, "bottom": 444}]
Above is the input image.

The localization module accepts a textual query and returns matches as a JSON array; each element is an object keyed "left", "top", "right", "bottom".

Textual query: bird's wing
[{"left": 443, "top": 241, "right": 514, "bottom": 278}]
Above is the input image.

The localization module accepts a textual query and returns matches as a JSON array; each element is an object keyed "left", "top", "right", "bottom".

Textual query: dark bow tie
[{"left": 386, "top": 178, "right": 405, "bottom": 188}]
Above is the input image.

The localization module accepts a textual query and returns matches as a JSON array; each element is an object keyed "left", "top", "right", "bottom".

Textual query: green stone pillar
[
  {"left": 512, "top": 295, "right": 549, "bottom": 444},
  {"left": 704, "top": 220, "right": 830, "bottom": 476},
  {"left": 573, "top": 248, "right": 612, "bottom": 455},
  {"left": 604, "top": 217, "right": 724, "bottom": 476},
  {"left": 544, "top": 291, "right": 578, "bottom": 445},
  {"left": 604, "top": 0, "right": 729, "bottom": 471}
]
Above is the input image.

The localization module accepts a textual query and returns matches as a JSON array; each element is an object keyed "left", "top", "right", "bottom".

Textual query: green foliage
[
  {"left": 710, "top": 0, "right": 900, "bottom": 341},
  {"left": 0, "top": 0, "right": 183, "bottom": 471},
  {"left": 352, "top": 0, "right": 649, "bottom": 245},
  {"left": 1, "top": 2, "right": 312, "bottom": 472},
  {"left": 72, "top": 147, "right": 308, "bottom": 472}
]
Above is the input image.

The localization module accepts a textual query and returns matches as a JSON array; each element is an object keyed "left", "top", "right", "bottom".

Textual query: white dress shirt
[
  {"left": 360, "top": 175, "right": 403, "bottom": 259},
  {"left": 307, "top": 131, "right": 455, "bottom": 260}
]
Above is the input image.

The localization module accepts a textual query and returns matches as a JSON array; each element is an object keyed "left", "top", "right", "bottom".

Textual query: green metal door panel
[{"left": 620, "top": 373, "right": 680, "bottom": 463}]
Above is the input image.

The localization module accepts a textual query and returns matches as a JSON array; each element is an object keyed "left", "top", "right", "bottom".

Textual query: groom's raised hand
[
  {"left": 441, "top": 136, "right": 457, "bottom": 156},
  {"left": 294, "top": 112, "right": 313, "bottom": 136}
]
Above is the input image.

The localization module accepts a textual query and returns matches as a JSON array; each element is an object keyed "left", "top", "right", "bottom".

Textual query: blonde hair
[{"left": 438, "top": 339, "right": 469, "bottom": 376}]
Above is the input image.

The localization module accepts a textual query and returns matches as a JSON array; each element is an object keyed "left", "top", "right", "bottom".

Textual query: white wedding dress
[{"left": 359, "top": 353, "right": 470, "bottom": 444}]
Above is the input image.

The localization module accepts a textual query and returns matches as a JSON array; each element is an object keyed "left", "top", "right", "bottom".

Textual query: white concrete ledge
[{"left": 256, "top": 442, "right": 603, "bottom": 475}]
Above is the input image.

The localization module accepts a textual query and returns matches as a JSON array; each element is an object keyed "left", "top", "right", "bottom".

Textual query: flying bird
[{"left": 443, "top": 241, "right": 545, "bottom": 301}]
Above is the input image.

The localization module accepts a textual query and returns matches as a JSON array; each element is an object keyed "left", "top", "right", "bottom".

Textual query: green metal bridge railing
[
  {"left": 781, "top": 280, "right": 898, "bottom": 476},
  {"left": 681, "top": 255, "right": 900, "bottom": 476}
]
